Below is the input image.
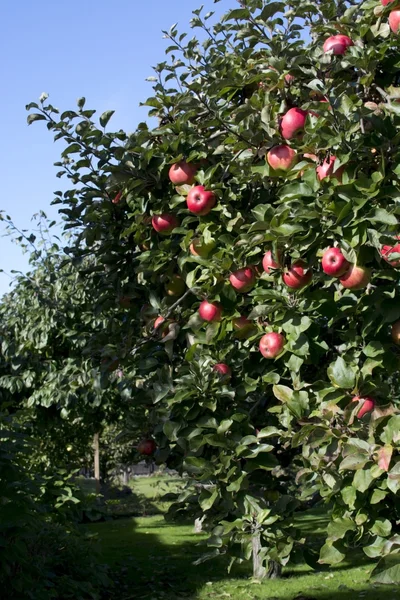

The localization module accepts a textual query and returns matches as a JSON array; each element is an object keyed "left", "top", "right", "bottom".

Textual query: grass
[
  {"left": 76, "top": 473, "right": 187, "bottom": 517},
  {"left": 81, "top": 475, "right": 399, "bottom": 600}
]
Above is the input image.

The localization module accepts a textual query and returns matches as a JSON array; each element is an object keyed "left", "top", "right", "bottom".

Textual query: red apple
[
  {"left": 316, "top": 156, "right": 344, "bottom": 182},
  {"left": 381, "top": 237, "right": 400, "bottom": 267},
  {"left": 259, "top": 332, "right": 285, "bottom": 359},
  {"left": 352, "top": 396, "right": 375, "bottom": 419},
  {"left": 321, "top": 247, "right": 350, "bottom": 277},
  {"left": 229, "top": 267, "right": 256, "bottom": 293},
  {"left": 137, "top": 439, "right": 157, "bottom": 455},
  {"left": 112, "top": 191, "right": 123, "bottom": 204},
  {"left": 213, "top": 363, "right": 232, "bottom": 379},
  {"left": 382, "top": 0, "right": 394, "bottom": 4},
  {"left": 282, "top": 260, "right": 312, "bottom": 290},
  {"left": 280, "top": 108, "right": 308, "bottom": 140},
  {"left": 267, "top": 145, "right": 297, "bottom": 171},
  {"left": 152, "top": 213, "right": 179, "bottom": 235},
  {"left": 389, "top": 10, "right": 400, "bottom": 33},
  {"left": 199, "top": 300, "right": 222, "bottom": 322},
  {"left": 189, "top": 238, "right": 215, "bottom": 258},
  {"left": 284, "top": 73, "right": 295, "bottom": 85},
  {"left": 339, "top": 264, "right": 371, "bottom": 290},
  {"left": 391, "top": 320, "right": 400, "bottom": 344},
  {"left": 165, "top": 275, "right": 185, "bottom": 296},
  {"left": 323, "top": 34, "right": 354, "bottom": 55},
  {"left": 262, "top": 250, "right": 281, "bottom": 274},
  {"left": 186, "top": 186, "right": 216, "bottom": 216},
  {"left": 154, "top": 316, "right": 165, "bottom": 330},
  {"left": 169, "top": 161, "right": 197, "bottom": 186}
]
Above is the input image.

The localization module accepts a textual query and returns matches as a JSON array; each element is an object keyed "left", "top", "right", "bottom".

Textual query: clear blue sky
[{"left": 0, "top": 0, "right": 233, "bottom": 295}]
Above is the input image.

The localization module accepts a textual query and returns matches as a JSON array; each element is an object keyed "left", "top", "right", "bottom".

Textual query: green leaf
[
  {"left": 381, "top": 416, "right": 400, "bottom": 445},
  {"left": 327, "top": 517, "right": 356, "bottom": 541},
  {"left": 371, "top": 554, "right": 400, "bottom": 584},
  {"left": 272, "top": 385, "right": 293, "bottom": 402},
  {"left": 369, "top": 208, "right": 398, "bottom": 225},
  {"left": 319, "top": 542, "right": 346, "bottom": 565},
  {"left": 370, "top": 489, "right": 387, "bottom": 504},
  {"left": 339, "top": 454, "right": 370, "bottom": 471},
  {"left": 341, "top": 485, "right": 356, "bottom": 509},
  {"left": 370, "top": 518, "right": 392, "bottom": 538},
  {"left": 363, "top": 341, "right": 384, "bottom": 358},
  {"left": 27, "top": 113, "right": 46, "bottom": 125},
  {"left": 327, "top": 357, "right": 355, "bottom": 389},
  {"left": 99, "top": 110, "right": 115, "bottom": 128},
  {"left": 200, "top": 488, "right": 218, "bottom": 511},
  {"left": 353, "top": 467, "right": 374, "bottom": 492}
]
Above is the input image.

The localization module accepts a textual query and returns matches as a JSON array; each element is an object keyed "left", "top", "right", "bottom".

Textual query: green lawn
[
  {"left": 85, "top": 515, "right": 398, "bottom": 600},
  {"left": 81, "top": 475, "right": 399, "bottom": 600}
]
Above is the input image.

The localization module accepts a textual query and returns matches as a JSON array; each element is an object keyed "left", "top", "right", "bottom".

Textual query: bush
[{"left": 0, "top": 414, "right": 111, "bottom": 599}]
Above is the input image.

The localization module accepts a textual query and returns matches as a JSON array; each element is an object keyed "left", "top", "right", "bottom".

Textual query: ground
[{"left": 81, "top": 474, "right": 399, "bottom": 599}]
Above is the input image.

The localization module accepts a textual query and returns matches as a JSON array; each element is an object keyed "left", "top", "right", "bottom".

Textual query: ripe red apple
[
  {"left": 382, "top": 0, "right": 394, "bottom": 4},
  {"left": 321, "top": 247, "right": 350, "bottom": 277},
  {"left": 391, "top": 320, "right": 400, "bottom": 344},
  {"left": 323, "top": 34, "right": 354, "bottom": 55},
  {"left": 259, "top": 332, "right": 285, "bottom": 359},
  {"left": 262, "top": 250, "right": 281, "bottom": 274},
  {"left": 316, "top": 156, "right": 344, "bottom": 182},
  {"left": 213, "top": 363, "right": 232, "bottom": 379},
  {"left": 169, "top": 161, "right": 197, "bottom": 185},
  {"left": 165, "top": 275, "right": 185, "bottom": 296},
  {"left": 154, "top": 316, "right": 165, "bottom": 330},
  {"left": 112, "top": 191, "right": 123, "bottom": 204},
  {"left": 186, "top": 186, "right": 216, "bottom": 216},
  {"left": 381, "top": 237, "right": 400, "bottom": 267},
  {"left": 352, "top": 396, "right": 375, "bottom": 419},
  {"left": 282, "top": 260, "right": 312, "bottom": 290},
  {"left": 267, "top": 145, "right": 297, "bottom": 171},
  {"left": 229, "top": 267, "right": 256, "bottom": 293},
  {"left": 389, "top": 10, "right": 400, "bottom": 33},
  {"left": 137, "top": 439, "right": 157, "bottom": 455},
  {"left": 189, "top": 238, "right": 215, "bottom": 258},
  {"left": 232, "top": 316, "right": 255, "bottom": 339},
  {"left": 280, "top": 108, "right": 308, "bottom": 140},
  {"left": 339, "top": 264, "right": 371, "bottom": 290},
  {"left": 152, "top": 213, "right": 179, "bottom": 235},
  {"left": 199, "top": 300, "right": 222, "bottom": 322}
]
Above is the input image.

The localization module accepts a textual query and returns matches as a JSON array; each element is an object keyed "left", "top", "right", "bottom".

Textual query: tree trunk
[
  {"left": 267, "top": 560, "right": 282, "bottom": 579},
  {"left": 93, "top": 432, "right": 100, "bottom": 494},
  {"left": 123, "top": 469, "right": 129, "bottom": 485},
  {"left": 252, "top": 531, "right": 266, "bottom": 580}
]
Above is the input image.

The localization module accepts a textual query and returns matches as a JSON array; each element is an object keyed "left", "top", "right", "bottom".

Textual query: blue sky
[{"left": 0, "top": 0, "right": 233, "bottom": 295}]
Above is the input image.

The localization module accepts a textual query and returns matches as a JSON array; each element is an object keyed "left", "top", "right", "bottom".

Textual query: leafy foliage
[{"left": 19, "top": 0, "right": 400, "bottom": 582}]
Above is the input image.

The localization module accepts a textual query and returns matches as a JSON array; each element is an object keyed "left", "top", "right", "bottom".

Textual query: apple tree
[
  {"left": 0, "top": 216, "right": 154, "bottom": 486},
  {"left": 27, "top": 0, "right": 400, "bottom": 581}
]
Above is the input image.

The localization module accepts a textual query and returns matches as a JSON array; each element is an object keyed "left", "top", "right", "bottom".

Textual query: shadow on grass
[
  {"left": 85, "top": 516, "right": 239, "bottom": 598},
  {"left": 83, "top": 515, "right": 399, "bottom": 600}
]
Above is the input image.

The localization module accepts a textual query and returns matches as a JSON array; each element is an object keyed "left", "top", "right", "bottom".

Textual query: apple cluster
[{"left": 145, "top": 26, "right": 400, "bottom": 421}]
